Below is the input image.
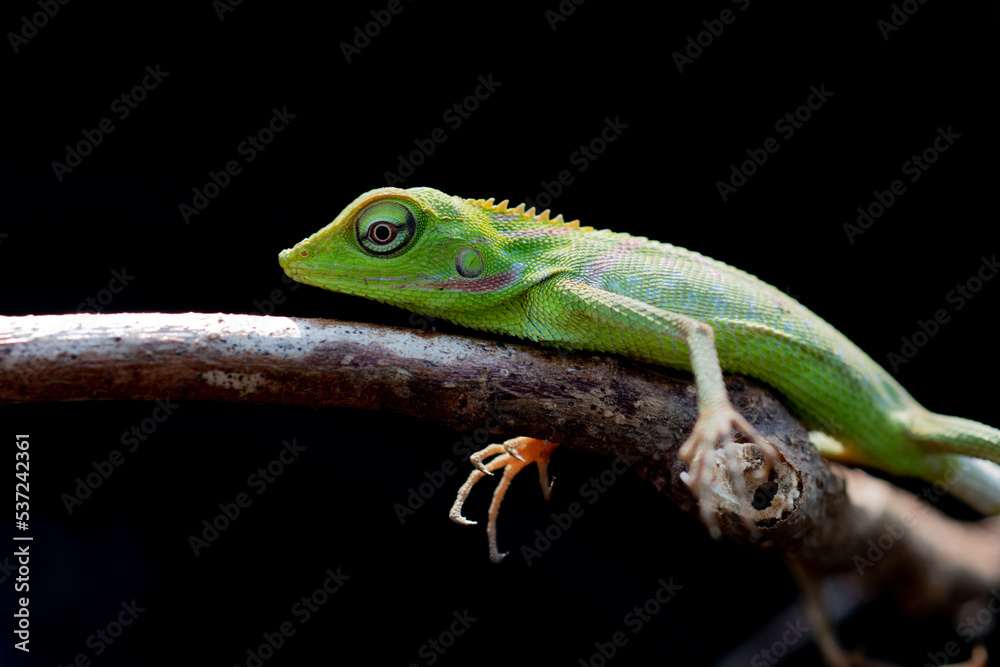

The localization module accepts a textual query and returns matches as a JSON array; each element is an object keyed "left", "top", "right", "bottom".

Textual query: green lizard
[{"left": 278, "top": 186, "right": 1000, "bottom": 562}]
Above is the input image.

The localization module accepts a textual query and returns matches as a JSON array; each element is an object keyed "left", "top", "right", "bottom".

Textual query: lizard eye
[
  {"left": 356, "top": 201, "right": 417, "bottom": 256},
  {"left": 369, "top": 222, "right": 397, "bottom": 244}
]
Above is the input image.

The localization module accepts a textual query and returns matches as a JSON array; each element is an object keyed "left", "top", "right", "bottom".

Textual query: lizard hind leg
[{"left": 449, "top": 436, "right": 558, "bottom": 563}]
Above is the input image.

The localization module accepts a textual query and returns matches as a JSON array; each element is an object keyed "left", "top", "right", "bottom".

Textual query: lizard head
[{"left": 279, "top": 186, "right": 541, "bottom": 318}]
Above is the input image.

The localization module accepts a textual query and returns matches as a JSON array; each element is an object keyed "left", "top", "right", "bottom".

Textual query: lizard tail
[
  {"left": 917, "top": 454, "right": 1000, "bottom": 515},
  {"left": 908, "top": 411, "right": 1000, "bottom": 514},
  {"left": 909, "top": 411, "right": 1000, "bottom": 465}
]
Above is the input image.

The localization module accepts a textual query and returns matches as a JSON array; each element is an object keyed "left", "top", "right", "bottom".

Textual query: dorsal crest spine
[{"left": 466, "top": 196, "right": 593, "bottom": 231}]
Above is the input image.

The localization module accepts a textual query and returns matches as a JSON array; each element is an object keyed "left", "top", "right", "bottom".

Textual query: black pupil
[{"left": 371, "top": 223, "right": 393, "bottom": 243}]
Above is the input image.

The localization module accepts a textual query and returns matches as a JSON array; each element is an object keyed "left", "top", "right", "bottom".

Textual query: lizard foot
[
  {"left": 449, "top": 436, "right": 558, "bottom": 563},
  {"left": 678, "top": 407, "right": 780, "bottom": 539}
]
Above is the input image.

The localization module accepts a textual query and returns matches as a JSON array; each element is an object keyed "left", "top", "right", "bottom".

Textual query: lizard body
[{"left": 279, "top": 186, "right": 1000, "bottom": 554}]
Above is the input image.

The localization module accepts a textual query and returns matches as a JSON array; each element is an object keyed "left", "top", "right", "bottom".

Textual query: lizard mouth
[
  {"left": 280, "top": 261, "right": 431, "bottom": 290},
  {"left": 279, "top": 244, "right": 437, "bottom": 289}
]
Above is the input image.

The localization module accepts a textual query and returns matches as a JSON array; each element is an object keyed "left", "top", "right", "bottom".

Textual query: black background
[{"left": 2, "top": 1, "right": 998, "bottom": 665}]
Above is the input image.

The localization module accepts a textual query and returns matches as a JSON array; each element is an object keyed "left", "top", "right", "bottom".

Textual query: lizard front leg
[
  {"left": 449, "top": 437, "right": 558, "bottom": 563},
  {"left": 672, "top": 318, "right": 780, "bottom": 537},
  {"left": 530, "top": 278, "right": 781, "bottom": 538}
]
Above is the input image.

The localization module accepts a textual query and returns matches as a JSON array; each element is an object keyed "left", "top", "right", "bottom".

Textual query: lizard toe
[
  {"left": 679, "top": 407, "right": 780, "bottom": 538},
  {"left": 449, "top": 436, "right": 558, "bottom": 563}
]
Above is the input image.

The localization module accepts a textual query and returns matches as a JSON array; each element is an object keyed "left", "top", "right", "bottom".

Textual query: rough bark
[{"left": 1, "top": 312, "right": 998, "bottom": 614}]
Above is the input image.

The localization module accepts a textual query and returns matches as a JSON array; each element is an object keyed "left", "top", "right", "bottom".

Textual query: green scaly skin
[{"left": 279, "top": 186, "right": 1000, "bottom": 529}]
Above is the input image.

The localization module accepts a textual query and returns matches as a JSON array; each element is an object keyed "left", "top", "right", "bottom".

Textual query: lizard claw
[
  {"left": 503, "top": 440, "right": 527, "bottom": 462},
  {"left": 679, "top": 408, "right": 780, "bottom": 539},
  {"left": 469, "top": 443, "right": 508, "bottom": 475},
  {"left": 449, "top": 436, "right": 558, "bottom": 563}
]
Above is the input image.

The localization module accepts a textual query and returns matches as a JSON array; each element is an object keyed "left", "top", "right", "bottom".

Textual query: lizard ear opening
[
  {"left": 455, "top": 248, "right": 484, "bottom": 278},
  {"left": 356, "top": 200, "right": 417, "bottom": 256}
]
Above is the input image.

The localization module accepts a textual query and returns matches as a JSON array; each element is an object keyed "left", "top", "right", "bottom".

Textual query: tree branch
[{"left": 1, "top": 312, "right": 997, "bottom": 613}]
